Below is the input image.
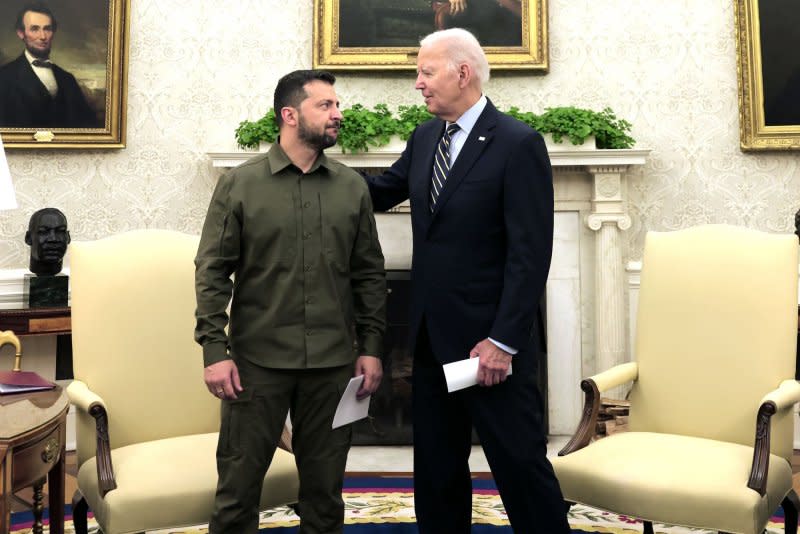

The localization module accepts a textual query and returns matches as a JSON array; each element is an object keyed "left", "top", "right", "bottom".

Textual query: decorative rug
[{"left": 10, "top": 476, "right": 788, "bottom": 533}]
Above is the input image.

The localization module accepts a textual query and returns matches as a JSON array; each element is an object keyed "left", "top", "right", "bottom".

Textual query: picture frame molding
[
  {"left": 313, "top": 0, "right": 548, "bottom": 71},
  {"left": 0, "top": 0, "right": 130, "bottom": 149},
  {"left": 735, "top": 0, "right": 800, "bottom": 151}
]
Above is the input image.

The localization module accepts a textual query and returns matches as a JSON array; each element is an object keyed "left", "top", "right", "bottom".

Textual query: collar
[
  {"left": 267, "top": 138, "right": 334, "bottom": 175},
  {"left": 24, "top": 50, "right": 52, "bottom": 67},
  {"left": 449, "top": 95, "right": 487, "bottom": 135}
]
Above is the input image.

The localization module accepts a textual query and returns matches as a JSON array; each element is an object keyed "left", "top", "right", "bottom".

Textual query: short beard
[
  {"left": 298, "top": 116, "right": 337, "bottom": 151},
  {"left": 26, "top": 44, "right": 51, "bottom": 60}
]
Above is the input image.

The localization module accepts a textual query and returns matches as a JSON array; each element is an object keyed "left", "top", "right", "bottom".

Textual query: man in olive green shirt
[{"left": 194, "top": 70, "right": 386, "bottom": 534}]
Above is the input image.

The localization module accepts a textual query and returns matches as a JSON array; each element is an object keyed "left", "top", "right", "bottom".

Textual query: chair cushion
[
  {"left": 551, "top": 431, "right": 793, "bottom": 534},
  {"left": 77, "top": 432, "right": 298, "bottom": 534}
]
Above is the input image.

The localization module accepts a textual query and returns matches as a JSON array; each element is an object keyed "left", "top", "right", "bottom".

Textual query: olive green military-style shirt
[{"left": 194, "top": 143, "right": 386, "bottom": 369}]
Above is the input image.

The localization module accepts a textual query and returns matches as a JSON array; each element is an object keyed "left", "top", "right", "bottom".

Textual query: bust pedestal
[{"left": 24, "top": 274, "right": 68, "bottom": 308}]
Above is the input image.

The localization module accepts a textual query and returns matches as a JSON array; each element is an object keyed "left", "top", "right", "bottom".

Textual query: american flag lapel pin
[{"left": 478, "top": 136, "right": 486, "bottom": 141}]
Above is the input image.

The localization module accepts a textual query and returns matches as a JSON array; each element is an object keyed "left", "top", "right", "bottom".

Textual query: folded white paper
[
  {"left": 332, "top": 375, "right": 371, "bottom": 429},
  {"left": 443, "top": 357, "right": 513, "bottom": 393}
]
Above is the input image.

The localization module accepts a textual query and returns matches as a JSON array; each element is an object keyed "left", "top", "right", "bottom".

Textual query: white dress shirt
[{"left": 26, "top": 50, "right": 58, "bottom": 97}]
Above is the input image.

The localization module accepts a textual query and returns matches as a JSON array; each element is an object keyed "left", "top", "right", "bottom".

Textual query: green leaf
[{"left": 234, "top": 103, "right": 634, "bottom": 152}]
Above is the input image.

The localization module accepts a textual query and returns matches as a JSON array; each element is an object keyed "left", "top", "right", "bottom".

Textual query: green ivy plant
[
  {"left": 234, "top": 111, "right": 279, "bottom": 149},
  {"left": 395, "top": 104, "right": 434, "bottom": 140},
  {"left": 235, "top": 104, "right": 635, "bottom": 151},
  {"left": 506, "top": 106, "right": 635, "bottom": 149},
  {"left": 338, "top": 103, "right": 398, "bottom": 153}
]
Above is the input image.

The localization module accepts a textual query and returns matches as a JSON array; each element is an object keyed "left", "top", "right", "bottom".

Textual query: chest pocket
[
  {"left": 320, "top": 193, "right": 359, "bottom": 269},
  {"left": 243, "top": 189, "right": 297, "bottom": 263}
]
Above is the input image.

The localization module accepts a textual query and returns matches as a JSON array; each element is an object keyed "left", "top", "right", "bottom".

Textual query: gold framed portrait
[
  {"left": 735, "top": 0, "right": 800, "bottom": 151},
  {"left": 0, "top": 0, "right": 129, "bottom": 149},
  {"left": 313, "top": 0, "right": 548, "bottom": 71}
]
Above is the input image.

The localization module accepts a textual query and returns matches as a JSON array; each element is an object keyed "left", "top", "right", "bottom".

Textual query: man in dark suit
[
  {"left": 0, "top": 2, "right": 99, "bottom": 128},
  {"left": 364, "top": 28, "right": 571, "bottom": 533}
]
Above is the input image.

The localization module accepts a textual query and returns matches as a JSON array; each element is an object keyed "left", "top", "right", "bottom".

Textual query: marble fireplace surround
[{"left": 210, "top": 145, "right": 650, "bottom": 435}]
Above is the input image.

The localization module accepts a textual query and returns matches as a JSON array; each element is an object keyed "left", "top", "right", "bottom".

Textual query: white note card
[
  {"left": 332, "top": 375, "right": 371, "bottom": 429},
  {"left": 443, "top": 357, "right": 512, "bottom": 393}
]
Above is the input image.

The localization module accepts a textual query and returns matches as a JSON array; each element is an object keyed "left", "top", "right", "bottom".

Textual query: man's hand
[
  {"left": 204, "top": 359, "right": 243, "bottom": 400},
  {"left": 354, "top": 355, "right": 382, "bottom": 400},
  {"left": 469, "top": 338, "right": 511, "bottom": 387},
  {"left": 449, "top": 0, "right": 467, "bottom": 15}
]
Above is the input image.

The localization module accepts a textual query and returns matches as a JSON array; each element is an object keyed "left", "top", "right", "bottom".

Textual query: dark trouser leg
[
  {"left": 210, "top": 359, "right": 292, "bottom": 534},
  {"left": 291, "top": 365, "right": 353, "bottom": 534},
  {"left": 467, "top": 350, "right": 571, "bottom": 534},
  {"left": 412, "top": 328, "right": 473, "bottom": 534}
]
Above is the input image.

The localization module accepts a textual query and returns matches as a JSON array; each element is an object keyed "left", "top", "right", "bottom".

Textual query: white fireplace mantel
[
  {"left": 208, "top": 145, "right": 650, "bottom": 434},
  {"left": 208, "top": 146, "right": 650, "bottom": 170}
]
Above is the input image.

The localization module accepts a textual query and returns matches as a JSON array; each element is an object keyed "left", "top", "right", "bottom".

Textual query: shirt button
[
  {"left": 305, "top": 297, "right": 314, "bottom": 304},
  {"left": 304, "top": 264, "right": 312, "bottom": 272},
  {"left": 303, "top": 232, "right": 311, "bottom": 240},
  {"left": 306, "top": 330, "right": 313, "bottom": 336},
  {"left": 304, "top": 201, "right": 311, "bottom": 208}
]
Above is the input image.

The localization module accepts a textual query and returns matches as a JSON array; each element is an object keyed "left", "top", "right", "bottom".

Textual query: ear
[
  {"left": 16, "top": 29, "right": 24, "bottom": 41},
  {"left": 280, "top": 107, "right": 298, "bottom": 127},
  {"left": 457, "top": 63, "right": 472, "bottom": 89},
  {"left": 65, "top": 231, "right": 71, "bottom": 244},
  {"left": 24, "top": 231, "right": 32, "bottom": 246}
]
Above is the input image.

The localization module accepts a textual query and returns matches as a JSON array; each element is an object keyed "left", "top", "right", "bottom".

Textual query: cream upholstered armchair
[
  {"left": 552, "top": 224, "right": 800, "bottom": 534},
  {"left": 67, "top": 230, "right": 299, "bottom": 534}
]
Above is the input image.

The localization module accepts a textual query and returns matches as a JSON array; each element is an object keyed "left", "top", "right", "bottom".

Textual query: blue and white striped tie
[{"left": 430, "top": 123, "right": 460, "bottom": 211}]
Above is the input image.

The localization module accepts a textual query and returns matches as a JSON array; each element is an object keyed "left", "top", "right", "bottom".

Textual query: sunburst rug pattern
[{"left": 10, "top": 476, "right": 788, "bottom": 533}]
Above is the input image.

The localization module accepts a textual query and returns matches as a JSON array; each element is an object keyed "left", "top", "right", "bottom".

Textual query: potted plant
[
  {"left": 235, "top": 104, "right": 635, "bottom": 151},
  {"left": 506, "top": 106, "right": 635, "bottom": 149}
]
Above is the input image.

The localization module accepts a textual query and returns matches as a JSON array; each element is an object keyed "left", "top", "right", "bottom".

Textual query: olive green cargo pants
[{"left": 209, "top": 357, "right": 353, "bottom": 534}]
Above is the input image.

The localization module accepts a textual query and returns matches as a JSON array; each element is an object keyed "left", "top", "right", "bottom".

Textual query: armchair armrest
[
  {"left": 558, "top": 362, "right": 639, "bottom": 456},
  {"left": 747, "top": 380, "right": 800, "bottom": 496},
  {"left": 761, "top": 379, "right": 800, "bottom": 411},
  {"left": 67, "top": 380, "right": 106, "bottom": 412},
  {"left": 67, "top": 381, "right": 117, "bottom": 497}
]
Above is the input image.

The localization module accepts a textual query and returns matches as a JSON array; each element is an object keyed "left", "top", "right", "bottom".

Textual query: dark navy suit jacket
[
  {"left": 0, "top": 54, "right": 99, "bottom": 128},
  {"left": 366, "top": 99, "right": 553, "bottom": 364}
]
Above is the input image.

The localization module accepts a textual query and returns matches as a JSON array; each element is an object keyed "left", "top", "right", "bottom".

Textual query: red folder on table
[{"left": 0, "top": 370, "right": 55, "bottom": 394}]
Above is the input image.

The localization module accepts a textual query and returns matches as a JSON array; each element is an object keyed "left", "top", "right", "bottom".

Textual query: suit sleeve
[
  {"left": 362, "top": 129, "right": 417, "bottom": 211},
  {"left": 489, "top": 131, "right": 553, "bottom": 350}
]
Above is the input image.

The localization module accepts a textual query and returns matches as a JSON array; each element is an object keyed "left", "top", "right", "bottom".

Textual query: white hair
[{"left": 420, "top": 28, "right": 490, "bottom": 87}]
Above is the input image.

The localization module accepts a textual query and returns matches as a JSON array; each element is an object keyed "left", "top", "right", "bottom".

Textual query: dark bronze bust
[{"left": 25, "top": 207, "right": 71, "bottom": 276}]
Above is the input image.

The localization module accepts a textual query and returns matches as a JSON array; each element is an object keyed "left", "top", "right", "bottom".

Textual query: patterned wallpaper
[{"left": 1, "top": 0, "right": 798, "bottom": 269}]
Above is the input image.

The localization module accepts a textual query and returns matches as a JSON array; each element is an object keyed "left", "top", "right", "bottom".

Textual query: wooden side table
[
  {"left": 0, "top": 307, "right": 71, "bottom": 337},
  {"left": 0, "top": 387, "right": 68, "bottom": 534},
  {"left": 0, "top": 308, "right": 73, "bottom": 380}
]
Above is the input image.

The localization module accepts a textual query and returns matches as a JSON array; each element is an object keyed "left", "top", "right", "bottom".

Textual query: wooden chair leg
[
  {"left": 782, "top": 489, "right": 800, "bottom": 534},
  {"left": 643, "top": 520, "right": 654, "bottom": 534},
  {"left": 71, "top": 490, "right": 89, "bottom": 534}
]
